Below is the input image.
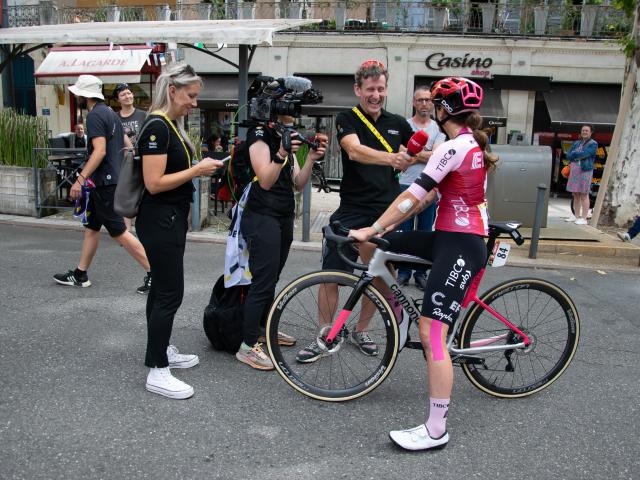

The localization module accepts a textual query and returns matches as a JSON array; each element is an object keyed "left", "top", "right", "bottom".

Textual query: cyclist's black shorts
[{"left": 384, "top": 229, "right": 487, "bottom": 328}]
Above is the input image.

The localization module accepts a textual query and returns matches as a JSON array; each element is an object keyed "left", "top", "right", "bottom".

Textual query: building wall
[{"left": 30, "top": 49, "right": 71, "bottom": 135}]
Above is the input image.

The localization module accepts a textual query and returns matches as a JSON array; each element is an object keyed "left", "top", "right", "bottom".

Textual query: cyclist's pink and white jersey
[{"left": 407, "top": 129, "right": 489, "bottom": 236}]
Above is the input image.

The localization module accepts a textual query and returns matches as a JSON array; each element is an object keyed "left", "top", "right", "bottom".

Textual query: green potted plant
[
  {"left": 560, "top": 0, "right": 579, "bottom": 35},
  {"left": 0, "top": 109, "right": 52, "bottom": 216}
]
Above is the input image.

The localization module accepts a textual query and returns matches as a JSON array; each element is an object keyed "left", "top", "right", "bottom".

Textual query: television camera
[{"left": 243, "top": 75, "right": 323, "bottom": 152}]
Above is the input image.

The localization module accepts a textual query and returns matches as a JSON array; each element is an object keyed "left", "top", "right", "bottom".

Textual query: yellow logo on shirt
[{"left": 150, "top": 135, "right": 156, "bottom": 141}]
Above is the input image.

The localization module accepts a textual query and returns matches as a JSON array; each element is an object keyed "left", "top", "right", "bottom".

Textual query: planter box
[
  {"left": 431, "top": 7, "right": 449, "bottom": 32},
  {"left": 481, "top": 4, "right": 496, "bottom": 33},
  {"left": 534, "top": 6, "right": 549, "bottom": 35},
  {"left": 0, "top": 166, "right": 57, "bottom": 217},
  {"left": 580, "top": 5, "right": 597, "bottom": 37}
]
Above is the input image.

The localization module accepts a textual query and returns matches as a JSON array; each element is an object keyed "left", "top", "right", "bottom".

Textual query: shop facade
[{"left": 32, "top": 44, "right": 165, "bottom": 135}]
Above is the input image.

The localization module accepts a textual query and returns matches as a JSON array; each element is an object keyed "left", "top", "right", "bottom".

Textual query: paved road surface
[{"left": 1, "top": 224, "right": 638, "bottom": 480}]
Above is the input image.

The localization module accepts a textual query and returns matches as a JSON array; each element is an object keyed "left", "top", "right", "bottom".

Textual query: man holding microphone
[{"left": 296, "top": 60, "right": 425, "bottom": 363}]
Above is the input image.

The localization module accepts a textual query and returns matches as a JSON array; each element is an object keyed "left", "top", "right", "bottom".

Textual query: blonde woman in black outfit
[{"left": 136, "top": 64, "right": 224, "bottom": 399}]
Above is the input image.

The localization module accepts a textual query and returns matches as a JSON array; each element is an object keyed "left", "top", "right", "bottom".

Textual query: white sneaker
[
  {"left": 574, "top": 218, "right": 588, "bottom": 225},
  {"left": 564, "top": 215, "right": 577, "bottom": 222},
  {"left": 617, "top": 232, "right": 631, "bottom": 242},
  {"left": 389, "top": 424, "right": 449, "bottom": 451},
  {"left": 146, "top": 367, "right": 194, "bottom": 399},
  {"left": 167, "top": 345, "right": 199, "bottom": 369}
]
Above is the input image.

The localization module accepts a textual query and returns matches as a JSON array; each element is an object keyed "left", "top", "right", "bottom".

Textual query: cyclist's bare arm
[{"left": 349, "top": 188, "right": 436, "bottom": 242}]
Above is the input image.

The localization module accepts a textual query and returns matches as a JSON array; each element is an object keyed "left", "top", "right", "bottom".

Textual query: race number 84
[{"left": 489, "top": 241, "right": 511, "bottom": 267}]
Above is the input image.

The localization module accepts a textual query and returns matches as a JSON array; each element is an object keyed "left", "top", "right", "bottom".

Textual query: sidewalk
[{"left": 1, "top": 191, "right": 638, "bottom": 272}]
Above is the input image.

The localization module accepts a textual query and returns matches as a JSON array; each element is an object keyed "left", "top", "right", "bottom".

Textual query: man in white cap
[{"left": 53, "top": 75, "right": 152, "bottom": 293}]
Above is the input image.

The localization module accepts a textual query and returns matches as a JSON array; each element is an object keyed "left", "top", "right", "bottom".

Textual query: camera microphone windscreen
[
  {"left": 406, "top": 130, "right": 429, "bottom": 156},
  {"left": 281, "top": 76, "right": 313, "bottom": 94}
]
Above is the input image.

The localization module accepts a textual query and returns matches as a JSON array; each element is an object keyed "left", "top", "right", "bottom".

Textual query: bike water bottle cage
[{"left": 431, "top": 77, "right": 483, "bottom": 116}]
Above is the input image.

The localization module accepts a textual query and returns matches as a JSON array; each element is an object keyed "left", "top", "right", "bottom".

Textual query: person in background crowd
[
  {"left": 69, "top": 123, "right": 87, "bottom": 149},
  {"left": 565, "top": 124, "right": 597, "bottom": 225},
  {"left": 207, "top": 134, "right": 225, "bottom": 153},
  {"left": 113, "top": 83, "right": 147, "bottom": 143},
  {"left": 113, "top": 83, "right": 147, "bottom": 234},
  {"left": 617, "top": 216, "right": 639, "bottom": 242},
  {"left": 136, "top": 64, "right": 224, "bottom": 399},
  {"left": 236, "top": 79, "right": 328, "bottom": 370},
  {"left": 350, "top": 76, "right": 496, "bottom": 452},
  {"left": 53, "top": 75, "right": 151, "bottom": 294},
  {"left": 296, "top": 59, "right": 413, "bottom": 363},
  {"left": 397, "top": 86, "right": 446, "bottom": 291}
]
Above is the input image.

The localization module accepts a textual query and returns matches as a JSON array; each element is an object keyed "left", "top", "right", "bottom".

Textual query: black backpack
[
  {"left": 225, "top": 139, "right": 255, "bottom": 202},
  {"left": 203, "top": 275, "right": 247, "bottom": 354}
]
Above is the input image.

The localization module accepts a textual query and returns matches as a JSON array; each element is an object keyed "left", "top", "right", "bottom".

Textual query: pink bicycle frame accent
[
  {"left": 325, "top": 309, "right": 352, "bottom": 343},
  {"left": 461, "top": 268, "right": 531, "bottom": 346}
]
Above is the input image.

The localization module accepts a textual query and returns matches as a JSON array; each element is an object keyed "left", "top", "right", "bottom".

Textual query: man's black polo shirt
[
  {"left": 86, "top": 101, "right": 125, "bottom": 187},
  {"left": 335, "top": 105, "right": 413, "bottom": 216}
]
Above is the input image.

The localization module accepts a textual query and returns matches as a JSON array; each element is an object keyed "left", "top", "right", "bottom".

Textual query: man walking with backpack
[{"left": 53, "top": 75, "right": 151, "bottom": 293}]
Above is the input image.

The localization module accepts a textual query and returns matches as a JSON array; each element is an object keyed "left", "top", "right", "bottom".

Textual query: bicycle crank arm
[{"left": 449, "top": 341, "right": 527, "bottom": 356}]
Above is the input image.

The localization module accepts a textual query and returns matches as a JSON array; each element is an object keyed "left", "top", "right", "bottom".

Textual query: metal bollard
[
  {"left": 528, "top": 183, "right": 547, "bottom": 259},
  {"left": 191, "top": 160, "right": 200, "bottom": 232},
  {"left": 302, "top": 180, "right": 311, "bottom": 242}
]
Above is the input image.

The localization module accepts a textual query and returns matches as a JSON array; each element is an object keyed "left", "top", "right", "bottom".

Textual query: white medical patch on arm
[{"left": 398, "top": 198, "right": 414, "bottom": 213}]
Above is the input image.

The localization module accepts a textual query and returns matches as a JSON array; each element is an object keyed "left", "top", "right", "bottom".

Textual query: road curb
[{"left": 2, "top": 215, "right": 639, "bottom": 272}]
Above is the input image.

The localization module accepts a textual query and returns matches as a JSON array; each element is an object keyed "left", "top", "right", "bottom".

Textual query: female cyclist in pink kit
[{"left": 350, "top": 77, "right": 497, "bottom": 451}]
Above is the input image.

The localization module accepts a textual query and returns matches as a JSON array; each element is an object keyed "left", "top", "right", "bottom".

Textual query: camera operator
[{"left": 235, "top": 77, "right": 328, "bottom": 371}]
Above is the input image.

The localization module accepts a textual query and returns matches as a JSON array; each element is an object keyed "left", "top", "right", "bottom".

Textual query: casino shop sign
[{"left": 425, "top": 52, "right": 493, "bottom": 78}]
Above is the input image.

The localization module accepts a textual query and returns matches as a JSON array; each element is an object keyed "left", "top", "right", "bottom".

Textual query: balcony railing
[{"left": 3, "top": 1, "right": 631, "bottom": 39}]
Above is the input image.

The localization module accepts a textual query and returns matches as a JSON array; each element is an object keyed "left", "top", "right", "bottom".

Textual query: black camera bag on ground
[{"left": 203, "top": 275, "right": 246, "bottom": 353}]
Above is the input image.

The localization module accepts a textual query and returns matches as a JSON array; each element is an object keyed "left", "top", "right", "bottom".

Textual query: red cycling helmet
[{"left": 431, "top": 77, "right": 483, "bottom": 116}]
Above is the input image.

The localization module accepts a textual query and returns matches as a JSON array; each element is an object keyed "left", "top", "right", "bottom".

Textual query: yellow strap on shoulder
[
  {"left": 352, "top": 107, "right": 393, "bottom": 153},
  {"left": 151, "top": 110, "right": 191, "bottom": 168}
]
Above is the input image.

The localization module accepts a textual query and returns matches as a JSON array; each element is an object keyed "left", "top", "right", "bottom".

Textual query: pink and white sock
[{"left": 426, "top": 397, "right": 450, "bottom": 438}]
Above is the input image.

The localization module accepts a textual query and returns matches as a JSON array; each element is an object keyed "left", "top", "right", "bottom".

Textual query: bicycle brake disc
[{"left": 317, "top": 325, "right": 346, "bottom": 354}]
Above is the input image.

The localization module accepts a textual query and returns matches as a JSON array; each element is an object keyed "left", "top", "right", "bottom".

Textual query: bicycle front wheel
[
  {"left": 459, "top": 278, "right": 580, "bottom": 398},
  {"left": 266, "top": 270, "right": 399, "bottom": 402}
]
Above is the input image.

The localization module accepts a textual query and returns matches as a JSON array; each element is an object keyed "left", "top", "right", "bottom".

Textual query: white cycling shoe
[{"left": 389, "top": 424, "right": 449, "bottom": 451}]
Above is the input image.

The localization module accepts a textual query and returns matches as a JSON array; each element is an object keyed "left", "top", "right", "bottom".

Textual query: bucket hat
[{"left": 68, "top": 75, "right": 104, "bottom": 100}]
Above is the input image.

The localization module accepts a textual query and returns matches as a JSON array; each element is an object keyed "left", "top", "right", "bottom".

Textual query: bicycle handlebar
[{"left": 322, "top": 221, "right": 390, "bottom": 271}]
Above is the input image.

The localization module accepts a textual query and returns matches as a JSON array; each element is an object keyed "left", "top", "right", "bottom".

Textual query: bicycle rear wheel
[
  {"left": 266, "top": 270, "right": 399, "bottom": 402},
  {"left": 458, "top": 278, "right": 579, "bottom": 398}
]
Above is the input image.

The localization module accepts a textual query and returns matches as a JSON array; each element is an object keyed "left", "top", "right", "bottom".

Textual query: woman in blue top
[{"left": 565, "top": 124, "right": 597, "bottom": 225}]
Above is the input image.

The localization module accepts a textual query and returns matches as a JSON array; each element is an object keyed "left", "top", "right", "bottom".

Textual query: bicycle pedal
[
  {"left": 404, "top": 341, "right": 423, "bottom": 350},
  {"left": 452, "top": 356, "right": 485, "bottom": 366}
]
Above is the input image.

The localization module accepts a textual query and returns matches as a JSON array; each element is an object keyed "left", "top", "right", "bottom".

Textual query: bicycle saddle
[{"left": 488, "top": 221, "right": 525, "bottom": 245}]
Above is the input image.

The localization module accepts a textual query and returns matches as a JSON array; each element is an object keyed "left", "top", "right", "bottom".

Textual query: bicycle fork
[{"left": 324, "top": 274, "right": 375, "bottom": 345}]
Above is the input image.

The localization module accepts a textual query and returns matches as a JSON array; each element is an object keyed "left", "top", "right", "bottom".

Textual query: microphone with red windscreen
[{"left": 406, "top": 130, "right": 429, "bottom": 156}]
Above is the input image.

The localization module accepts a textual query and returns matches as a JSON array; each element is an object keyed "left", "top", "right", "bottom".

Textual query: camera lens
[{"left": 275, "top": 101, "right": 300, "bottom": 117}]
